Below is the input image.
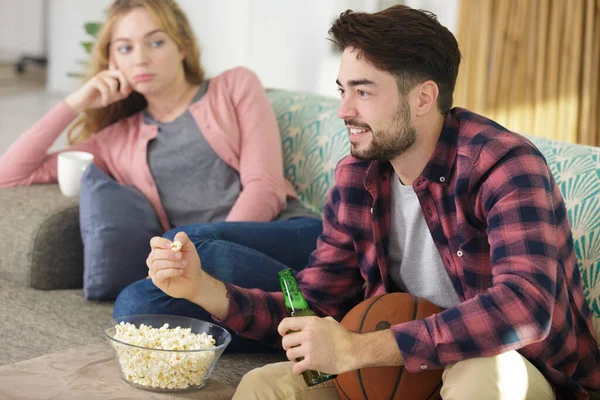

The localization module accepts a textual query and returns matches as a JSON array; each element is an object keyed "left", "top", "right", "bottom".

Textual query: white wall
[
  {"left": 47, "top": 0, "right": 112, "bottom": 93},
  {"left": 47, "top": 0, "right": 458, "bottom": 96},
  {"left": 404, "top": 0, "right": 458, "bottom": 33},
  {"left": 0, "top": 0, "right": 46, "bottom": 63}
]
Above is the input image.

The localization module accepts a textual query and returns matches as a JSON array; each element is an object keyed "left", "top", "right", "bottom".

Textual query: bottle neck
[{"left": 278, "top": 269, "right": 310, "bottom": 314}]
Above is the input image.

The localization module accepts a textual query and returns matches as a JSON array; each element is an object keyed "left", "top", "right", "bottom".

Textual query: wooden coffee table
[{"left": 0, "top": 344, "right": 235, "bottom": 399}]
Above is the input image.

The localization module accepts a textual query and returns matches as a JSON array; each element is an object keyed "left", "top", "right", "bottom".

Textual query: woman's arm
[
  {"left": 0, "top": 67, "right": 130, "bottom": 188},
  {"left": 225, "top": 68, "right": 287, "bottom": 222},
  {"left": 0, "top": 102, "right": 101, "bottom": 187}
]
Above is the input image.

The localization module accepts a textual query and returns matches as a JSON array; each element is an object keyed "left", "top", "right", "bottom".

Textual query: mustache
[{"left": 344, "top": 120, "right": 371, "bottom": 130}]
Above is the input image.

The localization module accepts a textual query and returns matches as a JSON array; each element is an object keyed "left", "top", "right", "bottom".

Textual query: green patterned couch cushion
[
  {"left": 267, "top": 89, "right": 600, "bottom": 336},
  {"left": 267, "top": 90, "right": 348, "bottom": 215},
  {"left": 527, "top": 136, "right": 600, "bottom": 322}
]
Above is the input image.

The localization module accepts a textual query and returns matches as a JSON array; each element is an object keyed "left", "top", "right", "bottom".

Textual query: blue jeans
[{"left": 113, "top": 217, "right": 322, "bottom": 354}]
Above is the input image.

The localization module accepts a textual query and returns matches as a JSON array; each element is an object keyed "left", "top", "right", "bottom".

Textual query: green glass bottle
[{"left": 278, "top": 268, "right": 337, "bottom": 387}]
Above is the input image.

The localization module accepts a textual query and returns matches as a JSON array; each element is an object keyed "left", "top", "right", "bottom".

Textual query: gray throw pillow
[{"left": 79, "top": 164, "right": 163, "bottom": 300}]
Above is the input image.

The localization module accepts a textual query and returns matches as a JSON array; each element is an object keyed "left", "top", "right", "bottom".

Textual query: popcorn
[
  {"left": 170, "top": 241, "right": 182, "bottom": 252},
  {"left": 112, "top": 322, "right": 216, "bottom": 390}
]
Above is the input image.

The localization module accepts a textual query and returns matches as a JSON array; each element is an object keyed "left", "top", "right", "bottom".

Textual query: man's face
[{"left": 337, "top": 48, "right": 416, "bottom": 161}]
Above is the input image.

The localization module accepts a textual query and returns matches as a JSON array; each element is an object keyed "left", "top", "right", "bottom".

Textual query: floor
[
  {"left": 0, "top": 63, "right": 69, "bottom": 155},
  {"left": 0, "top": 62, "right": 46, "bottom": 96},
  {"left": 0, "top": 278, "right": 284, "bottom": 388}
]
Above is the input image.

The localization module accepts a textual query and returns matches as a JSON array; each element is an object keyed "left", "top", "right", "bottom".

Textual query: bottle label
[{"left": 279, "top": 269, "right": 310, "bottom": 312}]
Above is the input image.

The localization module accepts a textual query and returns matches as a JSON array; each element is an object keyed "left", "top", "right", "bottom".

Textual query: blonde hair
[{"left": 68, "top": 0, "right": 204, "bottom": 144}]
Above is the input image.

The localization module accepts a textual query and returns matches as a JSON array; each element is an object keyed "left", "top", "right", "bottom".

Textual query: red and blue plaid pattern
[{"left": 220, "top": 108, "right": 600, "bottom": 399}]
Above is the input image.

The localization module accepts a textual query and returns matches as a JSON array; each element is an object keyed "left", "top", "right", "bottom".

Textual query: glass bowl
[{"left": 103, "top": 314, "right": 231, "bottom": 392}]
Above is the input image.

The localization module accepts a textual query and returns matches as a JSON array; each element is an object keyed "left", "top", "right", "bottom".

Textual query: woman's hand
[
  {"left": 146, "top": 231, "right": 204, "bottom": 301},
  {"left": 65, "top": 64, "right": 132, "bottom": 113}
]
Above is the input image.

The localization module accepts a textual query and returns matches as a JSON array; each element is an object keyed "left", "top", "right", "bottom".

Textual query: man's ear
[{"left": 414, "top": 80, "right": 439, "bottom": 116}]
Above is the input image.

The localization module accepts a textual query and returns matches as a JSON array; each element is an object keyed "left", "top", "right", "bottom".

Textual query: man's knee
[
  {"left": 441, "top": 351, "right": 554, "bottom": 400},
  {"left": 234, "top": 362, "right": 292, "bottom": 400},
  {"left": 233, "top": 362, "right": 339, "bottom": 400}
]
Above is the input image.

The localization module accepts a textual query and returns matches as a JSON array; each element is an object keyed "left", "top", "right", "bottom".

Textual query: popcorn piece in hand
[{"left": 170, "top": 241, "right": 182, "bottom": 252}]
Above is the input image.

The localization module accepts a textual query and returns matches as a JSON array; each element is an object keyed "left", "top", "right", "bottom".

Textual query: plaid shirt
[{"left": 219, "top": 108, "right": 600, "bottom": 399}]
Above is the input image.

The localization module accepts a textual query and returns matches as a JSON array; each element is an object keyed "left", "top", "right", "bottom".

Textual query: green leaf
[
  {"left": 84, "top": 22, "right": 102, "bottom": 38},
  {"left": 81, "top": 42, "right": 94, "bottom": 54},
  {"left": 70, "top": 22, "right": 100, "bottom": 78}
]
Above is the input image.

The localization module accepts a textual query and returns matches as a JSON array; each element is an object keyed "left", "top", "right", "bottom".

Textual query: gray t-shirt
[
  {"left": 387, "top": 173, "right": 460, "bottom": 309},
  {"left": 144, "top": 81, "right": 318, "bottom": 228}
]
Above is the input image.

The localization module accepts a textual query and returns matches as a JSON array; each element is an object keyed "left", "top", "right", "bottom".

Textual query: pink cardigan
[{"left": 0, "top": 67, "right": 297, "bottom": 231}]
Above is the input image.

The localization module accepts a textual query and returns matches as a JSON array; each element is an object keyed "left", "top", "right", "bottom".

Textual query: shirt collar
[{"left": 364, "top": 109, "right": 460, "bottom": 188}]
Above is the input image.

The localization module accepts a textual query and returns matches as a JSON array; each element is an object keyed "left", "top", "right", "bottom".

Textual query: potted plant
[{"left": 68, "top": 22, "right": 102, "bottom": 78}]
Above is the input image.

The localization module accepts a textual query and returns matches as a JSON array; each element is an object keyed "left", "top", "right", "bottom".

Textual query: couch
[{"left": 1, "top": 89, "right": 599, "bottom": 388}]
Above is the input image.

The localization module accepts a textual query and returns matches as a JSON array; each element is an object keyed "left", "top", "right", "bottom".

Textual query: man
[{"left": 145, "top": 5, "right": 600, "bottom": 399}]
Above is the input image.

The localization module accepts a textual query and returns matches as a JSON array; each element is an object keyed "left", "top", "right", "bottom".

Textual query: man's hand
[
  {"left": 146, "top": 231, "right": 230, "bottom": 320},
  {"left": 278, "top": 316, "right": 358, "bottom": 375},
  {"left": 147, "top": 231, "right": 203, "bottom": 300},
  {"left": 278, "top": 316, "right": 405, "bottom": 376}
]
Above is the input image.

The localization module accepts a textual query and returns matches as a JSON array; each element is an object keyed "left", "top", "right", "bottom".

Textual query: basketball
[{"left": 335, "top": 293, "right": 443, "bottom": 400}]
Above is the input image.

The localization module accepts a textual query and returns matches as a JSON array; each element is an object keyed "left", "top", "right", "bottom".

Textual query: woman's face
[{"left": 110, "top": 7, "right": 185, "bottom": 95}]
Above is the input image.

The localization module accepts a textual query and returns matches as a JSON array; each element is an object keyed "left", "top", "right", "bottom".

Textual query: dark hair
[{"left": 329, "top": 5, "right": 461, "bottom": 114}]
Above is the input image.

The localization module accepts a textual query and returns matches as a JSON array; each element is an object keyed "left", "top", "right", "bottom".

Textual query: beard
[{"left": 348, "top": 97, "right": 417, "bottom": 161}]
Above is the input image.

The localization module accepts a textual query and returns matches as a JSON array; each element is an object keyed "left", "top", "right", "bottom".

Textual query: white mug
[{"left": 57, "top": 151, "right": 94, "bottom": 197}]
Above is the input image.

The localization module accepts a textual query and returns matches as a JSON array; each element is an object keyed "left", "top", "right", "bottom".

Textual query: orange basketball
[{"left": 335, "top": 293, "right": 443, "bottom": 400}]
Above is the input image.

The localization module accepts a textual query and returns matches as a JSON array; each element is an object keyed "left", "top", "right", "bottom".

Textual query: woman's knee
[
  {"left": 112, "top": 279, "right": 163, "bottom": 318},
  {"left": 164, "top": 223, "right": 222, "bottom": 242}
]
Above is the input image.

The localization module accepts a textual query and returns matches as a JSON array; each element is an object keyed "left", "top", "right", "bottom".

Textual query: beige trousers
[{"left": 232, "top": 350, "right": 556, "bottom": 400}]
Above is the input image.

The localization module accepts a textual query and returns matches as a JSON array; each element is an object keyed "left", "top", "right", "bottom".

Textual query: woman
[{"left": 0, "top": 0, "right": 321, "bottom": 353}]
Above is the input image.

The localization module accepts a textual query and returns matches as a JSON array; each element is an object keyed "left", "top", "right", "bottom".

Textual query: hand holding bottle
[
  {"left": 277, "top": 269, "right": 340, "bottom": 385},
  {"left": 279, "top": 314, "right": 358, "bottom": 378}
]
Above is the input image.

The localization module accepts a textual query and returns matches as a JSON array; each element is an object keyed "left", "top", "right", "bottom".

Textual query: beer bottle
[{"left": 278, "top": 268, "right": 337, "bottom": 386}]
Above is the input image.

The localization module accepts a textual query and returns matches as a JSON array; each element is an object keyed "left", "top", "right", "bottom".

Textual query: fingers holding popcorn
[
  {"left": 150, "top": 248, "right": 184, "bottom": 262},
  {"left": 147, "top": 231, "right": 203, "bottom": 300},
  {"left": 153, "top": 266, "right": 185, "bottom": 285},
  {"left": 147, "top": 238, "right": 184, "bottom": 271},
  {"left": 150, "top": 236, "right": 173, "bottom": 250},
  {"left": 148, "top": 257, "right": 187, "bottom": 272},
  {"left": 171, "top": 240, "right": 182, "bottom": 252},
  {"left": 171, "top": 231, "right": 197, "bottom": 253}
]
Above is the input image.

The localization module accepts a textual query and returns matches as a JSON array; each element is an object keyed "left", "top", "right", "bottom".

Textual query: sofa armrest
[{"left": 0, "top": 184, "right": 83, "bottom": 290}]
